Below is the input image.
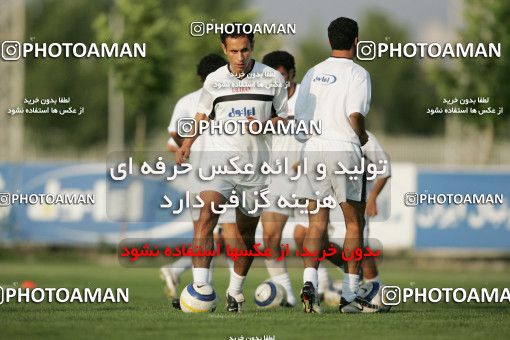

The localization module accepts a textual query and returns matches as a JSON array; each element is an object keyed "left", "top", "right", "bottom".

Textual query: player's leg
[
  {"left": 318, "top": 231, "right": 345, "bottom": 306},
  {"left": 160, "top": 205, "right": 196, "bottom": 301},
  {"left": 293, "top": 223, "right": 307, "bottom": 252},
  {"left": 221, "top": 208, "right": 259, "bottom": 312},
  {"left": 262, "top": 211, "right": 296, "bottom": 306},
  {"left": 301, "top": 202, "right": 329, "bottom": 313},
  {"left": 339, "top": 199, "right": 381, "bottom": 312},
  {"left": 339, "top": 199, "right": 364, "bottom": 300},
  {"left": 360, "top": 220, "right": 381, "bottom": 284},
  {"left": 217, "top": 223, "right": 236, "bottom": 276},
  {"left": 361, "top": 256, "right": 378, "bottom": 282},
  {"left": 296, "top": 222, "right": 341, "bottom": 304},
  {"left": 160, "top": 178, "right": 196, "bottom": 299},
  {"left": 191, "top": 190, "right": 225, "bottom": 284},
  {"left": 359, "top": 219, "right": 390, "bottom": 311},
  {"left": 160, "top": 253, "right": 191, "bottom": 299}
]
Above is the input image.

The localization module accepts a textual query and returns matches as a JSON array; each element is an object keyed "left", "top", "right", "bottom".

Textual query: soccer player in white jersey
[
  {"left": 294, "top": 17, "right": 375, "bottom": 313},
  {"left": 166, "top": 54, "right": 227, "bottom": 153},
  {"left": 160, "top": 54, "right": 237, "bottom": 307},
  {"left": 353, "top": 131, "right": 391, "bottom": 290},
  {"left": 259, "top": 51, "right": 301, "bottom": 307},
  {"left": 175, "top": 26, "right": 288, "bottom": 312},
  {"left": 295, "top": 130, "right": 391, "bottom": 309}
]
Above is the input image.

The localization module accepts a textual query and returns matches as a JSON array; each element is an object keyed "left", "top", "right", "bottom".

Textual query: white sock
[
  {"left": 272, "top": 273, "right": 296, "bottom": 306},
  {"left": 227, "top": 271, "right": 245, "bottom": 296},
  {"left": 169, "top": 257, "right": 192, "bottom": 277},
  {"left": 303, "top": 267, "right": 318, "bottom": 290},
  {"left": 265, "top": 259, "right": 296, "bottom": 305},
  {"left": 342, "top": 273, "right": 360, "bottom": 302},
  {"left": 192, "top": 267, "right": 209, "bottom": 284},
  {"left": 265, "top": 259, "right": 286, "bottom": 276},
  {"left": 365, "top": 275, "right": 382, "bottom": 285},
  {"left": 227, "top": 258, "right": 235, "bottom": 276},
  {"left": 317, "top": 264, "right": 331, "bottom": 294}
]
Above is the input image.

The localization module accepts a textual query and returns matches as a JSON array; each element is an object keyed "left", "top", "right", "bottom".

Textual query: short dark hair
[
  {"left": 328, "top": 17, "right": 358, "bottom": 50},
  {"left": 262, "top": 50, "right": 295, "bottom": 73},
  {"left": 196, "top": 54, "right": 227, "bottom": 82},
  {"left": 220, "top": 22, "right": 254, "bottom": 46}
]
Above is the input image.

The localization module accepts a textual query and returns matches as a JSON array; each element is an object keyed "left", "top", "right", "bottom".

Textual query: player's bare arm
[
  {"left": 349, "top": 112, "right": 368, "bottom": 146},
  {"left": 175, "top": 112, "right": 209, "bottom": 164},
  {"left": 365, "top": 176, "right": 389, "bottom": 217},
  {"left": 170, "top": 131, "right": 184, "bottom": 148}
]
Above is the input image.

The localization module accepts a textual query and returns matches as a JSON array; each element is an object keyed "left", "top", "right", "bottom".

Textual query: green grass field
[{"left": 1, "top": 258, "right": 509, "bottom": 340}]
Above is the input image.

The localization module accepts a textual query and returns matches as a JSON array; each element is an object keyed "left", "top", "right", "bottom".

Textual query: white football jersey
[
  {"left": 363, "top": 131, "right": 391, "bottom": 177},
  {"left": 197, "top": 61, "right": 288, "bottom": 151},
  {"left": 271, "top": 83, "right": 302, "bottom": 154},
  {"left": 363, "top": 131, "right": 391, "bottom": 193},
  {"left": 167, "top": 88, "right": 202, "bottom": 148},
  {"left": 287, "top": 83, "right": 300, "bottom": 117},
  {"left": 195, "top": 61, "right": 288, "bottom": 186},
  {"left": 295, "top": 57, "right": 371, "bottom": 146}
]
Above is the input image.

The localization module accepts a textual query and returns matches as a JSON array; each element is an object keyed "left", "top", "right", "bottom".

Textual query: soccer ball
[
  {"left": 254, "top": 281, "right": 287, "bottom": 308},
  {"left": 358, "top": 281, "right": 390, "bottom": 311},
  {"left": 179, "top": 283, "right": 217, "bottom": 313}
]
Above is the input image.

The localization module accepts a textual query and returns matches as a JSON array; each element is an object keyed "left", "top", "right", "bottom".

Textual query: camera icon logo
[
  {"left": 381, "top": 286, "right": 401, "bottom": 306},
  {"left": 356, "top": 41, "right": 377, "bottom": 61},
  {"left": 190, "top": 22, "right": 205, "bottom": 37},
  {"left": 1, "top": 41, "right": 21, "bottom": 61},
  {"left": 0, "top": 193, "right": 11, "bottom": 206},
  {"left": 177, "top": 118, "right": 197, "bottom": 138},
  {"left": 404, "top": 192, "right": 419, "bottom": 207}
]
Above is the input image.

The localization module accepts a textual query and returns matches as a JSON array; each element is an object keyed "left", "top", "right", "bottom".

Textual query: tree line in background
[{"left": 24, "top": 0, "right": 509, "bottom": 154}]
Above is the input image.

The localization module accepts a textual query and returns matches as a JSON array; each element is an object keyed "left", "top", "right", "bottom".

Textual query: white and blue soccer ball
[
  {"left": 254, "top": 281, "right": 287, "bottom": 309},
  {"left": 358, "top": 281, "right": 386, "bottom": 308},
  {"left": 179, "top": 283, "right": 217, "bottom": 313}
]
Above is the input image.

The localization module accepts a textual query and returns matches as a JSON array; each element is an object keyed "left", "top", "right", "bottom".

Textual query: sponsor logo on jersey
[
  {"left": 232, "top": 86, "right": 252, "bottom": 93},
  {"left": 313, "top": 73, "right": 337, "bottom": 85},
  {"left": 228, "top": 107, "right": 256, "bottom": 117}
]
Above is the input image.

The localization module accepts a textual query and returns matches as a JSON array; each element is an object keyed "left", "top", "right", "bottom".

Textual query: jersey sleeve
[
  {"left": 272, "top": 72, "right": 288, "bottom": 118},
  {"left": 197, "top": 79, "right": 215, "bottom": 119},
  {"left": 168, "top": 98, "right": 187, "bottom": 133},
  {"left": 167, "top": 97, "right": 189, "bottom": 147},
  {"left": 362, "top": 132, "right": 391, "bottom": 178},
  {"left": 346, "top": 68, "right": 371, "bottom": 117},
  {"left": 294, "top": 69, "right": 314, "bottom": 143}
]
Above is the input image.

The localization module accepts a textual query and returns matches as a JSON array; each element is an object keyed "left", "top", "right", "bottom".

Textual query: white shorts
[{"left": 296, "top": 139, "right": 366, "bottom": 204}]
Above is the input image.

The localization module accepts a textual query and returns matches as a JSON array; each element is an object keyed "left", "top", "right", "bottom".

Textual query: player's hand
[
  {"left": 175, "top": 145, "right": 190, "bottom": 165},
  {"left": 365, "top": 197, "right": 378, "bottom": 217},
  {"left": 245, "top": 115, "right": 260, "bottom": 135},
  {"left": 359, "top": 131, "right": 369, "bottom": 146},
  {"left": 291, "top": 161, "right": 300, "bottom": 173}
]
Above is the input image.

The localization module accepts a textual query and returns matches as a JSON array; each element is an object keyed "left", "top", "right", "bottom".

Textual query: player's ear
[
  {"left": 250, "top": 40, "right": 255, "bottom": 51},
  {"left": 221, "top": 42, "right": 227, "bottom": 55},
  {"left": 289, "top": 68, "right": 295, "bottom": 81},
  {"left": 353, "top": 37, "right": 359, "bottom": 49}
]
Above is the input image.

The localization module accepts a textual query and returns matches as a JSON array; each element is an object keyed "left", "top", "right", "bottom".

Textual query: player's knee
[
  {"left": 293, "top": 227, "right": 306, "bottom": 248},
  {"left": 195, "top": 214, "right": 217, "bottom": 235},
  {"left": 307, "top": 223, "right": 327, "bottom": 237},
  {"left": 263, "top": 230, "right": 282, "bottom": 249},
  {"left": 239, "top": 224, "right": 256, "bottom": 242}
]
